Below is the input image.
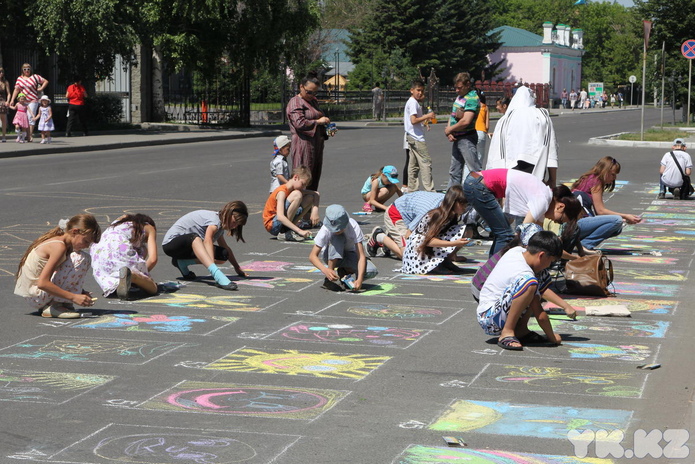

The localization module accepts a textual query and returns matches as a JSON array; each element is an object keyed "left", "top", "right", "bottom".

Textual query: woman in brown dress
[
  {"left": 0, "top": 68, "right": 10, "bottom": 142},
  {"left": 286, "top": 73, "right": 331, "bottom": 191}
]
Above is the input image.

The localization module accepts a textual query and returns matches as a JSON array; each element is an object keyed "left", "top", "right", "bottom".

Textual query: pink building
[{"left": 488, "top": 22, "right": 585, "bottom": 100}]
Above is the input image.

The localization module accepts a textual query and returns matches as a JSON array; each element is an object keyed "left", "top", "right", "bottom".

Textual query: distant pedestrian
[
  {"left": 372, "top": 83, "right": 384, "bottom": 120},
  {"left": 287, "top": 72, "right": 331, "bottom": 191},
  {"left": 66, "top": 76, "right": 89, "bottom": 137},
  {"left": 658, "top": 138, "right": 692, "bottom": 199},
  {"left": 10, "top": 63, "right": 48, "bottom": 142},
  {"left": 495, "top": 97, "right": 510, "bottom": 115},
  {"left": 569, "top": 89, "right": 578, "bottom": 110},
  {"left": 269, "top": 135, "right": 291, "bottom": 193},
  {"left": 560, "top": 89, "right": 568, "bottom": 109},
  {"left": 445, "top": 72, "right": 481, "bottom": 188},
  {"left": 579, "top": 88, "right": 588, "bottom": 109},
  {"left": 33, "top": 95, "right": 54, "bottom": 144},
  {"left": 0, "top": 67, "right": 10, "bottom": 142},
  {"left": 14, "top": 214, "right": 101, "bottom": 318},
  {"left": 9, "top": 93, "right": 32, "bottom": 143},
  {"left": 404, "top": 78, "right": 435, "bottom": 192},
  {"left": 475, "top": 91, "right": 490, "bottom": 166}
]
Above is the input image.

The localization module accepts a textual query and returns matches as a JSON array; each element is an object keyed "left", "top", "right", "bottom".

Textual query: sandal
[
  {"left": 518, "top": 331, "right": 547, "bottom": 344},
  {"left": 497, "top": 336, "right": 523, "bottom": 351}
]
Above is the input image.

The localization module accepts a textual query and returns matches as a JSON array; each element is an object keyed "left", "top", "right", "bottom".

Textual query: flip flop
[
  {"left": 518, "top": 331, "right": 547, "bottom": 344},
  {"left": 497, "top": 336, "right": 523, "bottom": 351}
]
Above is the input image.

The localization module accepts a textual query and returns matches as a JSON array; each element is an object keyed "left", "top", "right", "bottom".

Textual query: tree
[{"left": 348, "top": 0, "right": 500, "bottom": 88}]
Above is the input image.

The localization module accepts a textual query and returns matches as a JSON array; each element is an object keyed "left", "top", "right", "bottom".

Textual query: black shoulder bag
[{"left": 669, "top": 151, "right": 694, "bottom": 200}]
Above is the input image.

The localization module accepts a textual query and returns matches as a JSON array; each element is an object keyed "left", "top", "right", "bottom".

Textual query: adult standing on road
[
  {"left": 65, "top": 76, "right": 89, "bottom": 137},
  {"left": 560, "top": 89, "right": 568, "bottom": 109},
  {"left": 0, "top": 67, "right": 11, "bottom": 142},
  {"left": 287, "top": 72, "right": 330, "bottom": 191},
  {"left": 579, "top": 88, "right": 588, "bottom": 110},
  {"left": 569, "top": 89, "right": 577, "bottom": 110},
  {"left": 444, "top": 72, "right": 481, "bottom": 188},
  {"left": 486, "top": 86, "right": 558, "bottom": 187},
  {"left": 10, "top": 63, "right": 48, "bottom": 142}
]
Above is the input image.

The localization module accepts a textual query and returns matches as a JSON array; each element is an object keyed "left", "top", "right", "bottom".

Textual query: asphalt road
[{"left": 0, "top": 107, "right": 693, "bottom": 464}]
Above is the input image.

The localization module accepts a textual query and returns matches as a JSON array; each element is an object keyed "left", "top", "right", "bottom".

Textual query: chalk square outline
[
  {"left": 515, "top": 339, "right": 662, "bottom": 365},
  {"left": 308, "top": 299, "right": 463, "bottom": 325},
  {"left": 203, "top": 345, "right": 392, "bottom": 381},
  {"left": 69, "top": 311, "right": 240, "bottom": 336},
  {"left": 0, "top": 334, "right": 188, "bottom": 365},
  {"left": 28, "top": 422, "right": 302, "bottom": 464},
  {"left": 0, "top": 368, "right": 116, "bottom": 405},
  {"left": 263, "top": 320, "right": 433, "bottom": 349},
  {"left": 529, "top": 317, "right": 671, "bottom": 339},
  {"left": 133, "top": 380, "right": 351, "bottom": 421},
  {"left": 466, "top": 362, "right": 647, "bottom": 399},
  {"left": 391, "top": 444, "right": 612, "bottom": 464},
  {"left": 131, "top": 291, "right": 288, "bottom": 312}
]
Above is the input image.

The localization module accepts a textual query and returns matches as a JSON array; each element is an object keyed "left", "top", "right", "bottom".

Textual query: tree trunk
[{"left": 151, "top": 45, "right": 166, "bottom": 122}]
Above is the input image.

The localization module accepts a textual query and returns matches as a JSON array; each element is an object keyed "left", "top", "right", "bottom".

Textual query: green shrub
[{"left": 88, "top": 93, "right": 123, "bottom": 124}]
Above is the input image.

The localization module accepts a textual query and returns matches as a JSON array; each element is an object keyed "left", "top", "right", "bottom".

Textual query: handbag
[
  {"left": 669, "top": 151, "right": 694, "bottom": 199},
  {"left": 564, "top": 254, "right": 614, "bottom": 296}
]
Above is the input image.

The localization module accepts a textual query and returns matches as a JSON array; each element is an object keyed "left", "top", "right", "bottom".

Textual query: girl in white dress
[{"left": 33, "top": 95, "right": 54, "bottom": 144}]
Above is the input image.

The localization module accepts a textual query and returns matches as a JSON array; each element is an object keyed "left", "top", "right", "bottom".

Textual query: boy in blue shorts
[{"left": 476, "top": 230, "right": 563, "bottom": 350}]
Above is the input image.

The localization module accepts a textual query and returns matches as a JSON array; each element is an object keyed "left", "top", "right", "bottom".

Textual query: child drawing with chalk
[
  {"left": 162, "top": 201, "right": 249, "bottom": 290},
  {"left": 14, "top": 214, "right": 101, "bottom": 318},
  {"left": 263, "top": 165, "right": 320, "bottom": 242},
  {"left": 360, "top": 165, "right": 402, "bottom": 213},
  {"left": 90, "top": 214, "right": 159, "bottom": 299}
]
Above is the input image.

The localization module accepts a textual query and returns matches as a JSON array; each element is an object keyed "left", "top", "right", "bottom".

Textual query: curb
[{"left": 0, "top": 130, "right": 282, "bottom": 160}]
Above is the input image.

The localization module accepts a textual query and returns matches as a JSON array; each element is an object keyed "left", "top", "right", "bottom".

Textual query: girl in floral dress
[
  {"left": 10, "top": 93, "right": 32, "bottom": 143},
  {"left": 90, "top": 214, "right": 158, "bottom": 299}
]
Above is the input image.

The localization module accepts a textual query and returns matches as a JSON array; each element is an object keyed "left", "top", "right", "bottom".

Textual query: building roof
[
  {"left": 322, "top": 29, "right": 354, "bottom": 76},
  {"left": 488, "top": 25, "right": 543, "bottom": 47}
]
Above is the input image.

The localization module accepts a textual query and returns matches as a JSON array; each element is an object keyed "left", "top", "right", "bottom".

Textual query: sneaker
[
  {"left": 367, "top": 226, "right": 384, "bottom": 257},
  {"left": 40, "top": 139, "right": 46, "bottom": 144},
  {"left": 216, "top": 281, "right": 238, "bottom": 291},
  {"left": 171, "top": 257, "right": 197, "bottom": 280},
  {"left": 298, "top": 219, "right": 312, "bottom": 230},
  {"left": 284, "top": 230, "right": 306, "bottom": 242},
  {"left": 116, "top": 266, "right": 132, "bottom": 299},
  {"left": 322, "top": 277, "right": 345, "bottom": 292},
  {"left": 42, "top": 304, "right": 81, "bottom": 319},
  {"left": 657, "top": 192, "right": 665, "bottom": 199},
  {"left": 362, "top": 202, "right": 374, "bottom": 213},
  {"left": 673, "top": 187, "right": 681, "bottom": 199}
]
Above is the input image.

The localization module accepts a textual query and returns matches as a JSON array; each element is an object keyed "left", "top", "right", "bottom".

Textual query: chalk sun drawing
[
  {"left": 204, "top": 348, "right": 390, "bottom": 379},
  {"left": 0, "top": 368, "right": 115, "bottom": 403},
  {"left": 142, "top": 293, "right": 265, "bottom": 311}
]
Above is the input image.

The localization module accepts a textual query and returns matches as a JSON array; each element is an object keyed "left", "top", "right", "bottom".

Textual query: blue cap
[
  {"left": 324, "top": 204, "right": 349, "bottom": 232},
  {"left": 382, "top": 165, "right": 399, "bottom": 184}
]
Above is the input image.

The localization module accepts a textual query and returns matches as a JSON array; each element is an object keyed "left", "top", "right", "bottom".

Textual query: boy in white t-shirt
[
  {"left": 658, "top": 138, "right": 692, "bottom": 199},
  {"left": 476, "top": 230, "right": 563, "bottom": 350},
  {"left": 309, "top": 204, "right": 378, "bottom": 292},
  {"left": 404, "top": 79, "right": 435, "bottom": 192}
]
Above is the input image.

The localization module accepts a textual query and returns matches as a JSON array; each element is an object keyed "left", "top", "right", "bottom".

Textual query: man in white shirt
[{"left": 658, "top": 138, "right": 692, "bottom": 199}]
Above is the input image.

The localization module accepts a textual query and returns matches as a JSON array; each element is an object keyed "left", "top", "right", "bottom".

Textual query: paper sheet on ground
[{"left": 584, "top": 304, "right": 631, "bottom": 317}]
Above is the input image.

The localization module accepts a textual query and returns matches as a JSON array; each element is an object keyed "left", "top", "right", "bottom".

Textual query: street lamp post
[{"left": 334, "top": 49, "right": 339, "bottom": 104}]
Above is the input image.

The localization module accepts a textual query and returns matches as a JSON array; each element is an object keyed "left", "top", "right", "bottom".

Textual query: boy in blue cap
[{"left": 309, "top": 204, "right": 378, "bottom": 291}]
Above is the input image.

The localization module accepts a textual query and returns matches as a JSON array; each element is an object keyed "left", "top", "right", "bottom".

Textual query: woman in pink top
[{"left": 10, "top": 63, "right": 48, "bottom": 142}]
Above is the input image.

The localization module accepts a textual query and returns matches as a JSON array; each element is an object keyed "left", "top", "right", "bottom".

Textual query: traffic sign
[
  {"left": 682, "top": 39, "right": 695, "bottom": 59},
  {"left": 629, "top": 75, "right": 637, "bottom": 83}
]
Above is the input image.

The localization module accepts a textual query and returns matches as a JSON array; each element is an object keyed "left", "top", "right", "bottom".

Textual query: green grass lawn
[{"left": 617, "top": 128, "right": 690, "bottom": 142}]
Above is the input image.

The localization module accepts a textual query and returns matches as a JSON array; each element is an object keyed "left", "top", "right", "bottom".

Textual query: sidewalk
[{"left": 0, "top": 123, "right": 283, "bottom": 159}]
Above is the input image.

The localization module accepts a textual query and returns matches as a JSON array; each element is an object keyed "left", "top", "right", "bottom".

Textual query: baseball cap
[
  {"left": 673, "top": 138, "right": 686, "bottom": 147},
  {"left": 274, "top": 135, "right": 291, "bottom": 150},
  {"left": 324, "top": 204, "right": 349, "bottom": 233},
  {"left": 382, "top": 165, "right": 399, "bottom": 184},
  {"left": 516, "top": 223, "right": 543, "bottom": 247}
]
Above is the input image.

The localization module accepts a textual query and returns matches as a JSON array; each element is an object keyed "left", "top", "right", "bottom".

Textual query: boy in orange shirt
[{"left": 263, "top": 165, "right": 320, "bottom": 242}]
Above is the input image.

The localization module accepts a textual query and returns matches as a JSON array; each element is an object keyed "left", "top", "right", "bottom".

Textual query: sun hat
[
  {"left": 673, "top": 138, "right": 686, "bottom": 147},
  {"left": 382, "top": 165, "right": 399, "bottom": 184},
  {"left": 324, "top": 204, "right": 349, "bottom": 233},
  {"left": 40, "top": 95, "right": 51, "bottom": 104}
]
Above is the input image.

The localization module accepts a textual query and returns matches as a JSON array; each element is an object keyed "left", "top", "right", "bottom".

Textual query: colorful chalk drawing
[
  {"left": 612, "top": 281, "right": 680, "bottom": 298},
  {"left": 234, "top": 276, "right": 314, "bottom": 290},
  {"left": 45, "top": 423, "right": 301, "bottom": 464},
  {"left": 139, "top": 292, "right": 283, "bottom": 311},
  {"left": 610, "top": 234, "right": 695, "bottom": 243},
  {"left": 396, "top": 445, "right": 614, "bottom": 464},
  {"left": 360, "top": 283, "right": 425, "bottom": 297},
  {"left": 545, "top": 298, "right": 674, "bottom": 315},
  {"left": 0, "top": 335, "right": 186, "bottom": 364},
  {"left": 204, "top": 347, "right": 390, "bottom": 379},
  {"left": 240, "top": 260, "right": 293, "bottom": 272},
  {"left": 642, "top": 218, "right": 695, "bottom": 226},
  {"left": 607, "top": 255, "right": 679, "bottom": 265},
  {"left": 0, "top": 368, "right": 115, "bottom": 403},
  {"left": 642, "top": 212, "right": 695, "bottom": 219},
  {"left": 646, "top": 204, "right": 695, "bottom": 213},
  {"left": 391, "top": 274, "right": 473, "bottom": 285},
  {"left": 428, "top": 400, "right": 631, "bottom": 439},
  {"left": 313, "top": 301, "right": 459, "bottom": 324},
  {"left": 468, "top": 364, "right": 643, "bottom": 398},
  {"left": 72, "top": 313, "right": 239, "bottom": 335},
  {"left": 138, "top": 381, "right": 348, "bottom": 420},
  {"left": 268, "top": 322, "right": 429, "bottom": 348},
  {"left": 618, "top": 269, "right": 686, "bottom": 281},
  {"left": 528, "top": 318, "right": 670, "bottom": 338},
  {"left": 563, "top": 343, "right": 652, "bottom": 362}
]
